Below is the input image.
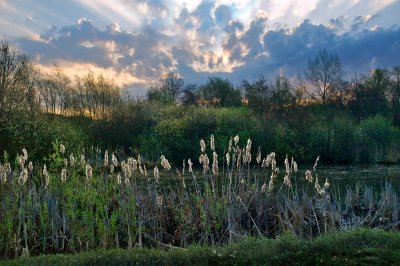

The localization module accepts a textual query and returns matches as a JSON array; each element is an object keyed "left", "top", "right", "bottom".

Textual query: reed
[{"left": 0, "top": 137, "right": 399, "bottom": 259}]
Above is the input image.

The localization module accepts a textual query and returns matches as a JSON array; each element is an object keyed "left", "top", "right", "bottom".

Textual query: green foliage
[
  {"left": 357, "top": 115, "right": 399, "bottom": 162},
  {"left": 3, "top": 229, "right": 400, "bottom": 266},
  {"left": 199, "top": 77, "right": 242, "bottom": 107},
  {"left": 0, "top": 113, "right": 87, "bottom": 163}
]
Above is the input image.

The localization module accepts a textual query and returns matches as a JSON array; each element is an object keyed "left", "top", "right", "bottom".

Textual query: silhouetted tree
[
  {"left": 242, "top": 75, "right": 270, "bottom": 115},
  {"left": 390, "top": 66, "right": 400, "bottom": 125},
  {"left": 0, "top": 40, "right": 35, "bottom": 120},
  {"left": 146, "top": 72, "right": 184, "bottom": 103},
  {"left": 348, "top": 69, "right": 390, "bottom": 119},
  {"left": 199, "top": 76, "right": 242, "bottom": 107},
  {"left": 181, "top": 83, "right": 199, "bottom": 105},
  {"left": 304, "top": 49, "right": 343, "bottom": 105}
]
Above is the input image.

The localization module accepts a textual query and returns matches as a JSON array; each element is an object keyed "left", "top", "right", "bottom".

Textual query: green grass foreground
[{"left": 2, "top": 228, "right": 400, "bottom": 266}]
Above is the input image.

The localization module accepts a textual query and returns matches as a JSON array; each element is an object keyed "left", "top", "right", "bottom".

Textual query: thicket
[{"left": 1, "top": 40, "right": 400, "bottom": 164}]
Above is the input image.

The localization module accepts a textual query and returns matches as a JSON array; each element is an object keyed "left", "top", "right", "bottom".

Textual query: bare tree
[
  {"left": 304, "top": 49, "right": 343, "bottom": 105},
  {"left": 0, "top": 40, "right": 33, "bottom": 119}
]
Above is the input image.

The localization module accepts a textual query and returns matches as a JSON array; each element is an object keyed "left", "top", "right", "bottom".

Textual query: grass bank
[{"left": 2, "top": 228, "right": 400, "bottom": 265}]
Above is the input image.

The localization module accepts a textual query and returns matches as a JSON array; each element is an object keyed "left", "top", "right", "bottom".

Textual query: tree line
[
  {"left": 0, "top": 40, "right": 122, "bottom": 121},
  {"left": 1, "top": 39, "right": 400, "bottom": 164}
]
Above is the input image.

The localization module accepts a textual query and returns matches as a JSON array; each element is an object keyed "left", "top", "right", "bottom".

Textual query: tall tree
[
  {"left": 199, "top": 76, "right": 242, "bottom": 107},
  {"left": 241, "top": 75, "right": 270, "bottom": 115},
  {"left": 146, "top": 72, "right": 184, "bottom": 104},
  {"left": 348, "top": 69, "right": 390, "bottom": 119},
  {"left": 0, "top": 40, "right": 33, "bottom": 120},
  {"left": 304, "top": 49, "right": 343, "bottom": 105},
  {"left": 390, "top": 66, "right": 400, "bottom": 125}
]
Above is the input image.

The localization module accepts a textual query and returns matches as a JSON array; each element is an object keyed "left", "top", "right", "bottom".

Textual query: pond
[{"left": 153, "top": 164, "right": 400, "bottom": 194}]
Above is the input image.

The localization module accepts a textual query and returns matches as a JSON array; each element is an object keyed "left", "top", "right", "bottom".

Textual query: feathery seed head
[
  {"left": 200, "top": 139, "right": 206, "bottom": 153},
  {"left": 60, "top": 144, "right": 65, "bottom": 154},
  {"left": 305, "top": 170, "right": 313, "bottom": 182},
  {"left": 18, "top": 168, "right": 28, "bottom": 185},
  {"left": 234, "top": 135, "right": 239, "bottom": 146},
  {"left": 104, "top": 150, "right": 109, "bottom": 166},
  {"left": 85, "top": 164, "right": 93, "bottom": 179},
  {"left": 61, "top": 169, "right": 67, "bottom": 182},
  {"left": 210, "top": 134, "right": 215, "bottom": 151}
]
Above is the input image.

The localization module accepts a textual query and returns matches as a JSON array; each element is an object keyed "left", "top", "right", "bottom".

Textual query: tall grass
[{"left": 0, "top": 135, "right": 399, "bottom": 259}]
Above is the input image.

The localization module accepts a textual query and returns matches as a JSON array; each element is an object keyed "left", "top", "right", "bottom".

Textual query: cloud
[{"left": 11, "top": 0, "right": 400, "bottom": 96}]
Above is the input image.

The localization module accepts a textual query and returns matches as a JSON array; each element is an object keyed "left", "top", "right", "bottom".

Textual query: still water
[{"left": 156, "top": 164, "right": 400, "bottom": 193}]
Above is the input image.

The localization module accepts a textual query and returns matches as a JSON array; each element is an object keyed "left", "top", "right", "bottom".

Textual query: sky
[{"left": 1, "top": 0, "right": 400, "bottom": 95}]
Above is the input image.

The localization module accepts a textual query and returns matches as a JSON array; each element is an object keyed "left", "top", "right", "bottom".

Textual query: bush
[{"left": 357, "top": 115, "right": 399, "bottom": 162}]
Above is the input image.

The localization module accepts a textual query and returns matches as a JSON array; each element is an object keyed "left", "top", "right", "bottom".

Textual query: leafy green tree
[
  {"left": 199, "top": 76, "right": 242, "bottom": 107},
  {"left": 270, "top": 75, "right": 296, "bottom": 116},
  {"left": 241, "top": 75, "right": 270, "bottom": 115},
  {"left": 146, "top": 72, "right": 184, "bottom": 104},
  {"left": 180, "top": 83, "right": 199, "bottom": 105},
  {"left": 390, "top": 66, "right": 400, "bottom": 125},
  {"left": 349, "top": 69, "right": 390, "bottom": 120}
]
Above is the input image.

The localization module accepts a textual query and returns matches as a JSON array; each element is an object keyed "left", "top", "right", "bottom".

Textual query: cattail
[
  {"left": 160, "top": 155, "right": 171, "bottom": 170},
  {"left": 324, "top": 178, "right": 330, "bottom": 189},
  {"left": 60, "top": 144, "right": 65, "bottom": 154},
  {"left": 210, "top": 134, "right": 215, "bottom": 151},
  {"left": 199, "top": 154, "right": 209, "bottom": 173},
  {"left": 234, "top": 135, "right": 239, "bottom": 146},
  {"left": 110, "top": 164, "right": 115, "bottom": 173},
  {"left": 43, "top": 164, "right": 49, "bottom": 189},
  {"left": 137, "top": 155, "right": 142, "bottom": 166},
  {"left": 200, "top": 139, "right": 206, "bottom": 153},
  {"left": 188, "top": 159, "right": 193, "bottom": 173},
  {"left": 212, "top": 151, "right": 218, "bottom": 175},
  {"left": 226, "top": 152, "right": 230, "bottom": 166},
  {"left": 22, "top": 148, "right": 28, "bottom": 161},
  {"left": 261, "top": 183, "right": 267, "bottom": 192},
  {"left": 85, "top": 164, "right": 93, "bottom": 179},
  {"left": 182, "top": 160, "right": 185, "bottom": 175},
  {"left": 139, "top": 164, "right": 144, "bottom": 175},
  {"left": 284, "top": 175, "right": 291, "bottom": 188},
  {"left": 293, "top": 161, "right": 298, "bottom": 173},
  {"left": 154, "top": 166, "right": 159, "bottom": 183},
  {"left": 131, "top": 158, "right": 138, "bottom": 171},
  {"left": 64, "top": 158, "right": 68, "bottom": 168},
  {"left": 228, "top": 138, "right": 233, "bottom": 152},
  {"left": 144, "top": 165, "right": 147, "bottom": 176},
  {"left": 256, "top": 147, "right": 261, "bottom": 164},
  {"left": 69, "top": 154, "right": 75, "bottom": 166},
  {"left": 116, "top": 173, "right": 122, "bottom": 184},
  {"left": 157, "top": 195, "right": 163, "bottom": 207},
  {"left": 80, "top": 154, "right": 85, "bottom": 164},
  {"left": 112, "top": 153, "right": 118, "bottom": 167},
  {"left": 18, "top": 168, "right": 28, "bottom": 185},
  {"left": 28, "top": 161, "right": 33, "bottom": 172},
  {"left": 285, "top": 155, "right": 289, "bottom": 175},
  {"left": 245, "top": 139, "right": 252, "bottom": 163},
  {"left": 5, "top": 163, "right": 11, "bottom": 175},
  {"left": 271, "top": 158, "right": 276, "bottom": 172},
  {"left": 305, "top": 170, "right": 313, "bottom": 182},
  {"left": 104, "top": 150, "right": 109, "bottom": 166},
  {"left": 18, "top": 155, "right": 26, "bottom": 168},
  {"left": 61, "top": 169, "right": 67, "bottom": 182},
  {"left": 313, "top": 156, "right": 320, "bottom": 171}
]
